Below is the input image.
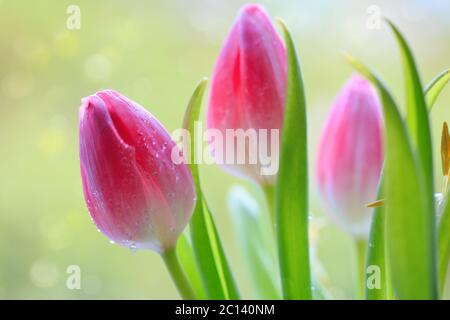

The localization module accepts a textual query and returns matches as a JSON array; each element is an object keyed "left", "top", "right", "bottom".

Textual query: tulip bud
[
  {"left": 207, "top": 4, "right": 286, "bottom": 186},
  {"left": 315, "top": 75, "right": 384, "bottom": 238},
  {"left": 79, "top": 90, "right": 196, "bottom": 252}
]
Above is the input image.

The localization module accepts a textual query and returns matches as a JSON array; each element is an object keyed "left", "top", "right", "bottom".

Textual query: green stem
[
  {"left": 438, "top": 195, "right": 450, "bottom": 297},
  {"left": 263, "top": 184, "right": 276, "bottom": 232},
  {"left": 355, "top": 239, "right": 367, "bottom": 300},
  {"left": 161, "top": 246, "right": 196, "bottom": 300}
]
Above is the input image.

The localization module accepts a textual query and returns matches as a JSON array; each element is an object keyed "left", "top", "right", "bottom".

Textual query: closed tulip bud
[
  {"left": 316, "top": 75, "right": 384, "bottom": 238},
  {"left": 207, "top": 4, "right": 286, "bottom": 186},
  {"left": 79, "top": 90, "right": 196, "bottom": 252}
]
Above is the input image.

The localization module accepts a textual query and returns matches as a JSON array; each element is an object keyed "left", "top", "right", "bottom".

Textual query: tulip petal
[
  {"left": 80, "top": 96, "right": 166, "bottom": 251},
  {"left": 207, "top": 4, "right": 286, "bottom": 185},
  {"left": 79, "top": 91, "right": 196, "bottom": 252},
  {"left": 97, "top": 91, "right": 195, "bottom": 233},
  {"left": 316, "top": 75, "right": 383, "bottom": 237}
]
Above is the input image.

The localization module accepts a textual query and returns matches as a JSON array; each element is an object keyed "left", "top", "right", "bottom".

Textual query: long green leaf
[
  {"left": 346, "top": 55, "right": 437, "bottom": 299},
  {"left": 386, "top": 20, "right": 434, "bottom": 193},
  {"left": 425, "top": 69, "right": 450, "bottom": 110},
  {"left": 365, "top": 192, "right": 388, "bottom": 300},
  {"left": 386, "top": 19, "right": 437, "bottom": 298},
  {"left": 364, "top": 72, "right": 450, "bottom": 299},
  {"left": 438, "top": 195, "right": 450, "bottom": 296},
  {"left": 276, "top": 19, "right": 312, "bottom": 300},
  {"left": 228, "top": 186, "right": 280, "bottom": 299},
  {"left": 183, "top": 79, "right": 240, "bottom": 300},
  {"left": 365, "top": 172, "right": 395, "bottom": 300},
  {"left": 177, "top": 234, "right": 206, "bottom": 299}
]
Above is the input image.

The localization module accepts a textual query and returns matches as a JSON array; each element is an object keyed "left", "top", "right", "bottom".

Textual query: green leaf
[
  {"left": 365, "top": 188, "right": 388, "bottom": 300},
  {"left": 182, "top": 78, "right": 240, "bottom": 300},
  {"left": 228, "top": 185, "right": 280, "bottom": 299},
  {"left": 276, "top": 19, "right": 312, "bottom": 300},
  {"left": 177, "top": 234, "right": 206, "bottom": 299},
  {"left": 386, "top": 20, "right": 435, "bottom": 215},
  {"left": 438, "top": 195, "right": 450, "bottom": 296},
  {"left": 424, "top": 69, "right": 450, "bottom": 110},
  {"left": 385, "top": 19, "right": 438, "bottom": 298},
  {"left": 346, "top": 55, "right": 437, "bottom": 299}
]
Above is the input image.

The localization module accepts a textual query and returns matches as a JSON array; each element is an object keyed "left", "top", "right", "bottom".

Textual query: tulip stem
[
  {"left": 161, "top": 246, "right": 196, "bottom": 300},
  {"left": 355, "top": 239, "right": 367, "bottom": 299},
  {"left": 263, "top": 185, "right": 276, "bottom": 232}
]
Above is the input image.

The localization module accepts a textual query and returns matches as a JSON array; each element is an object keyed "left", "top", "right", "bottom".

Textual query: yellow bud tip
[
  {"left": 441, "top": 121, "right": 450, "bottom": 176},
  {"left": 366, "top": 199, "right": 385, "bottom": 208}
]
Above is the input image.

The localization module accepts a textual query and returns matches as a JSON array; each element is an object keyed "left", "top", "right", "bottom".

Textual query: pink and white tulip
[
  {"left": 316, "top": 75, "right": 384, "bottom": 238},
  {"left": 79, "top": 90, "right": 196, "bottom": 252},
  {"left": 207, "top": 4, "right": 286, "bottom": 186}
]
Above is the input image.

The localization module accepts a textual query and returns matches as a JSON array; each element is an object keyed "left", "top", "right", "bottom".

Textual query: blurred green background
[{"left": 0, "top": 0, "right": 449, "bottom": 299}]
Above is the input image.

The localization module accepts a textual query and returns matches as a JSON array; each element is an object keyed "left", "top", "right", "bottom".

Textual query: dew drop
[
  {"left": 129, "top": 243, "right": 137, "bottom": 253},
  {"left": 109, "top": 240, "right": 115, "bottom": 245}
]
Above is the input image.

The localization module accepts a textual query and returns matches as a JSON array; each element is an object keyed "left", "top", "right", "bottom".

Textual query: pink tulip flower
[
  {"left": 316, "top": 75, "right": 384, "bottom": 238},
  {"left": 79, "top": 90, "right": 196, "bottom": 252},
  {"left": 207, "top": 4, "right": 286, "bottom": 186}
]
